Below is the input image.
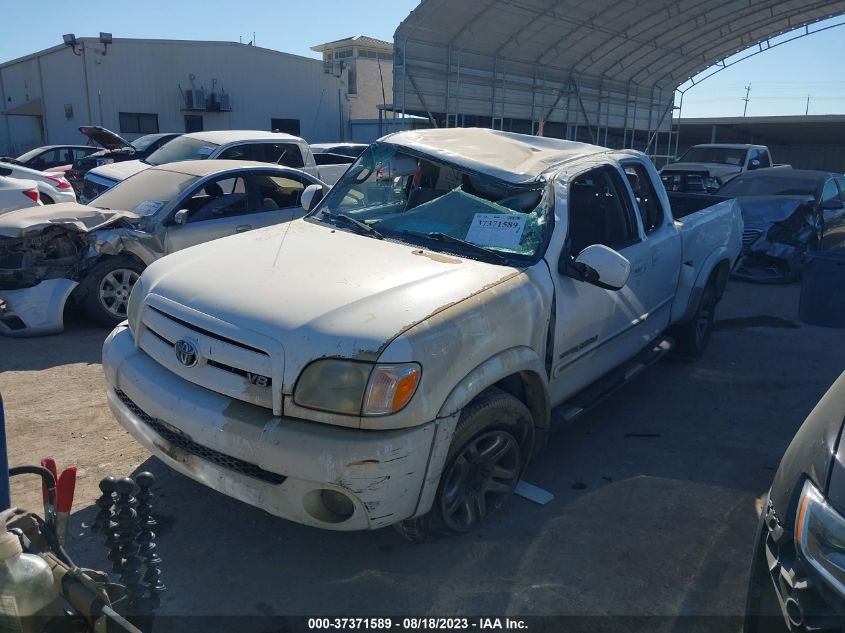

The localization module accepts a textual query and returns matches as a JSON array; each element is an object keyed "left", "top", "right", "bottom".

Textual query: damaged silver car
[
  {"left": 722, "top": 169, "right": 845, "bottom": 283},
  {"left": 0, "top": 160, "right": 326, "bottom": 335}
]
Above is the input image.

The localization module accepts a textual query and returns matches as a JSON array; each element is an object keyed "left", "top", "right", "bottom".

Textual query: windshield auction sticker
[
  {"left": 133, "top": 201, "right": 165, "bottom": 216},
  {"left": 465, "top": 213, "right": 527, "bottom": 249}
]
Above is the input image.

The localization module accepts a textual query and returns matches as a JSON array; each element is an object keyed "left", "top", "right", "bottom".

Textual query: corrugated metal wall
[{"left": 0, "top": 39, "right": 350, "bottom": 155}]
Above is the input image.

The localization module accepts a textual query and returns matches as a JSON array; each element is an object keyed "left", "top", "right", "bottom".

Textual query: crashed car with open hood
[
  {"left": 721, "top": 169, "right": 845, "bottom": 282},
  {"left": 65, "top": 126, "right": 180, "bottom": 196},
  {"left": 0, "top": 160, "right": 326, "bottom": 336}
]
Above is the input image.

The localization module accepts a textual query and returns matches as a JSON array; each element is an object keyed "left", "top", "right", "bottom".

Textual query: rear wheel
[
  {"left": 396, "top": 388, "right": 532, "bottom": 541},
  {"left": 674, "top": 279, "right": 716, "bottom": 358},
  {"left": 81, "top": 257, "right": 144, "bottom": 326},
  {"left": 41, "top": 193, "right": 54, "bottom": 204}
]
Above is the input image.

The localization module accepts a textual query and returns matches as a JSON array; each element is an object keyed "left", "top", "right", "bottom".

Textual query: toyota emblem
[{"left": 174, "top": 338, "right": 199, "bottom": 367}]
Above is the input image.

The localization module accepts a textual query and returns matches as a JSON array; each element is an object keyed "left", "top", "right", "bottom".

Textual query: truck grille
[
  {"left": 115, "top": 389, "right": 286, "bottom": 485},
  {"left": 742, "top": 228, "right": 763, "bottom": 247},
  {"left": 138, "top": 303, "right": 275, "bottom": 409}
]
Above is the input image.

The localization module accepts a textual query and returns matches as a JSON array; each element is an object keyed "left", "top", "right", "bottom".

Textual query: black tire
[
  {"left": 41, "top": 193, "right": 54, "bottom": 205},
  {"left": 396, "top": 388, "right": 533, "bottom": 542},
  {"left": 674, "top": 279, "right": 717, "bottom": 359},
  {"left": 80, "top": 257, "right": 144, "bottom": 326}
]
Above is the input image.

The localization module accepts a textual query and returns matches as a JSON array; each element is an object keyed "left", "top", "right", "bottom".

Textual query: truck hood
[
  {"left": 0, "top": 202, "right": 138, "bottom": 237},
  {"left": 78, "top": 126, "right": 133, "bottom": 150},
  {"left": 736, "top": 195, "right": 813, "bottom": 228},
  {"left": 140, "top": 219, "right": 520, "bottom": 372},
  {"left": 88, "top": 159, "right": 149, "bottom": 182},
  {"left": 663, "top": 162, "right": 742, "bottom": 178}
]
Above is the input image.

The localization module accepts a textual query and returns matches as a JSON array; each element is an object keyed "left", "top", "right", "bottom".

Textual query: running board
[{"left": 557, "top": 336, "right": 674, "bottom": 424}]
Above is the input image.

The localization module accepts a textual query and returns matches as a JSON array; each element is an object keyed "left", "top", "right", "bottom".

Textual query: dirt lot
[{"left": 2, "top": 280, "right": 844, "bottom": 629}]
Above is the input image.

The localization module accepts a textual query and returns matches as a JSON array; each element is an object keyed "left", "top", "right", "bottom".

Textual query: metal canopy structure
[{"left": 393, "top": 0, "right": 845, "bottom": 158}]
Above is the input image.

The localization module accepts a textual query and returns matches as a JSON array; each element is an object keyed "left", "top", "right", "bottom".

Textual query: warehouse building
[{"left": 0, "top": 36, "right": 351, "bottom": 155}]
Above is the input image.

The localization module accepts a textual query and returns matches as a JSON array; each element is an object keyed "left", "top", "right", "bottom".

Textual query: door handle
[
  {"left": 235, "top": 224, "right": 252, "bottom": 233},
  {"left": 632, "top": 260, "right": 646, "bottom": 275}
]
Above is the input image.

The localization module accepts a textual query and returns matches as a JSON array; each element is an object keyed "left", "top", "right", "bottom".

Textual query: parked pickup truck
[
  {"left": 81, "top": 131, "right": 349, "bottom": 202},
  {"left": 103, "top": 128, "right": 742, "bottom": 537},
  {"left": 660, "top": 143, "right": 779, "bottom": 193}
]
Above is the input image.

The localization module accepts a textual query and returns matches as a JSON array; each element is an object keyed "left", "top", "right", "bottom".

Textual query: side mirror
[
  {"left": 301, "top": 184, "right": 324, "bottom": 212},
  {"left": 748, "top": 159, "right": 761, "bottom": 170},
  {"left": 565, "top": 244, "right": 631, "bottom": 291},
  {"left": 0, "top": 167, "right": 11, "bottom": 177},
  {"left": 822, "top": 198, "right": 845, "bottom": 211},
  {"left": 174, "top": 209, "right": 189, "bottom": 225}
]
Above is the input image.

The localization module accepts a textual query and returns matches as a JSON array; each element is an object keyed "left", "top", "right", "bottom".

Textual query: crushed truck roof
[{"left": 381, "top": 128, "right": 609, "bottom": 185}]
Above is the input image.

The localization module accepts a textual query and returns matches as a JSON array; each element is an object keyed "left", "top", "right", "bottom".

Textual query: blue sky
[{"left": 1, "top": 1, "right": 843, "bottom": 119}]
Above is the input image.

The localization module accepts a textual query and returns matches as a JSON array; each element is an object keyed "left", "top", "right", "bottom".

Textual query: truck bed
[
  {"left": 667, "top": 191, "right": 730, "bottom": 219},
  {"left": 669, "top": 195, "right": 743, "bottom": 322}
]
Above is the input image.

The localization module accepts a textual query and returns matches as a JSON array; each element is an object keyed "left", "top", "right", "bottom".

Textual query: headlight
[
  {"left": 795, "top": 479, "right": 845, "bottom": 596},
  {"left": 705, "top": 177, "right": 720, "bottom": 191},
  {"left": 294, "top": 359, "right": 421, "bottom": 416},
  {"left": 126, "top": 278, "right": 144, "bottom": 332}
]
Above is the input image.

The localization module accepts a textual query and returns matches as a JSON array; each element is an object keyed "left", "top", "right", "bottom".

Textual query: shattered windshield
[
  {"left": 310, "top": 143, "right": 552, "bottom": 264},
  {"left": 146, "top": 136, "right": 220, "bottom": 166},
  {"left": 91, "top": 168, "right": 198, "bottom": 214}
]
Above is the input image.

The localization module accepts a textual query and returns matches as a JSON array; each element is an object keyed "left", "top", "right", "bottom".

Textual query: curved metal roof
[
  {"left": 393, "top": 0, "right": 845, "bottom": 149},
  {"left": 395, "top": 0, "right": 845, "bottom": 89}
]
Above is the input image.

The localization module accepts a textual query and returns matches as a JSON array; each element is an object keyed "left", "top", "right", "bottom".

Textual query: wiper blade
[
  {"left": 323, "top": 212, "right": 383, "bottom": 239},
  {"left": 401, "top": 231, "right": 508, "bottom": 264}
]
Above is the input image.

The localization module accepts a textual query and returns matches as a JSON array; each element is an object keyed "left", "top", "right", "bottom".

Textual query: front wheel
[
  {"left": 80, "top": 257, "right": 144, "bottom": 326},
  {"left": 397, "top": 388, "right": 532, "bottom": 541}
]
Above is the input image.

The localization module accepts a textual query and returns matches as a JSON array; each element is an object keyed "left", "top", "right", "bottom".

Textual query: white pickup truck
[
  {"left": 103, "top": 128, "right": 742, "bottom": 538},
  {"left": 82, "top": 131, "right": 350, "bottom": 202}
]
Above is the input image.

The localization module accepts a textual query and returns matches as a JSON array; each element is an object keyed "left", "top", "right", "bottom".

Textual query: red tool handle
[{"left": 57, "top": 467, "right": 77, "bottom": 513}]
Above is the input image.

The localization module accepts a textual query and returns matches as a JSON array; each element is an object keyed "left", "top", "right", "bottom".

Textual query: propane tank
[{"left": 0, "top": 518, "right": 63, "bottom": 632}]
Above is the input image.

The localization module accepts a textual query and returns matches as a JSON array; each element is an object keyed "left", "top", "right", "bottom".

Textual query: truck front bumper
[{"left": 103, "top": 324, "right": 455, "bottom": 530}]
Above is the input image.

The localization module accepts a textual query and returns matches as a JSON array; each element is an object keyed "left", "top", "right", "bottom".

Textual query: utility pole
[
  {"left": 742, "top": 84, "right": 751, "bottom": 117},
  {"left": 805, "top": 94, "right": 811, "bottom": 116}
]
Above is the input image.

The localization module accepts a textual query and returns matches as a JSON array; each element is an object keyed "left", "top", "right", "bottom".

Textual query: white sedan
[
  {"left": 0, "top": 161, "right": 76, "bottom": 204},
  {"left": 0, "top": 173, "right": 40, "bottom": 215}
]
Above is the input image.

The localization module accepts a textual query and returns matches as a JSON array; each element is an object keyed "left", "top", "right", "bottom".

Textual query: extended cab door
[
  {"left": 620, "top": 159, "right": 680, "bottom": 329},
  {"left": 546, "top": 165, "right": 666, "bottom": 403}
]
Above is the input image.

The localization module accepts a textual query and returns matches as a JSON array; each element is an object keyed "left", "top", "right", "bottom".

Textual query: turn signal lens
[{"left": 362, "top": 363, "right": 421, "bottom": 416}]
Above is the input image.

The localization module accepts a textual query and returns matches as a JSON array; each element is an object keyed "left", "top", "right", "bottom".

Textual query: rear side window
[
  {"left": 255, "top": 174, "right": 309, "bottom": 210},
  {"left": 261, "top": 143, "right": 305, "bottom": 168},
  {"left": 836, "top": 178, "right": 845, "bottom": 204},
  {"left": 623, "top": 163, "right": 664, "bottom": 234},
  {"left": 567, "top": 168, "right": 639, "bottom": 255}
]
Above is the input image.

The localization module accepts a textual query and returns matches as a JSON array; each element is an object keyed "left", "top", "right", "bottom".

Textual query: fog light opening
[
  {"left": 302, "top": 488, "right": 356, "bottom": 524},
  {"left": 785, "top": 597, "right": 803, "bottom": 628}
]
